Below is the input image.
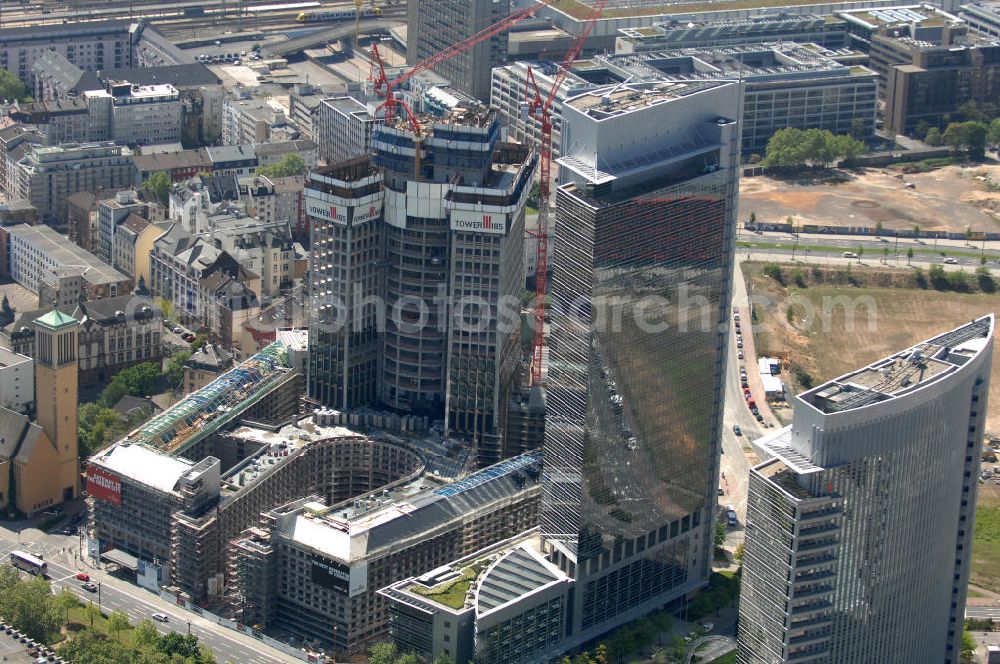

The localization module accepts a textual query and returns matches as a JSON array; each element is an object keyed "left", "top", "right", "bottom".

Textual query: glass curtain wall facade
[
  {"left": 542, "top": 81, "right": 742, "bottom": 641},
  {"left": 737, "top": 316, "right": 995, "bottom": 664}
]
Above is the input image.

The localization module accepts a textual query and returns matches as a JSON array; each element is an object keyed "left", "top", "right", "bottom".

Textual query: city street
[{"left": 0, "top": 523, "right": 295, "bottom": 663}]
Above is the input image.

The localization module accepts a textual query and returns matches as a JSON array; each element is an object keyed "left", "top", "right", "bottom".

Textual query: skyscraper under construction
[{"left": 306, "top": 103, "right": 536, "bottom": 466}]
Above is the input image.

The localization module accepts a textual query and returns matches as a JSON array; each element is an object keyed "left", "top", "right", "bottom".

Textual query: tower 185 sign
[{"left": 450, "top": 209, "right": 506, "bottom": 234}]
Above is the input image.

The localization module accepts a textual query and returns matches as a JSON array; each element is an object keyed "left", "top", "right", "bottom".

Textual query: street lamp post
[
  {"left": 187, "top": 620, "right": 191, "bottom": 635},
  {"left": 97, "top": 581, "right": 102, "bottom": 612}
]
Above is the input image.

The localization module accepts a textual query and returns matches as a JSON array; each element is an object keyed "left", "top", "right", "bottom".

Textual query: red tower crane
[
  {"left": 368, "top": 0, "right": 559, "bottom": 127},
  {"left": 525, "top": 0, "right": 607, "bottom": 385}
]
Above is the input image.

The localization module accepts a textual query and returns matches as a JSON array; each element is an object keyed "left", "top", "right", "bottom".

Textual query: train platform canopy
[{"left": 101, "top": 549, "right": 139, "bottom": 571}]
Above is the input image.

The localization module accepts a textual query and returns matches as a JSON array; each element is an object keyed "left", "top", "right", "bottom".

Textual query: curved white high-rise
[{"left": 738, "top": 315, "right": 994, "bottom": 664}]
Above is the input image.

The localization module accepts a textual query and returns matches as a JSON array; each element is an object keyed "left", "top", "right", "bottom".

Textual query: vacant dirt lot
[
  {"left": 744, "top": 262, "right": 1000, "bottom": 433},
  {"left": 739, "top": 164, "right": 1000, "bottom": 234}
]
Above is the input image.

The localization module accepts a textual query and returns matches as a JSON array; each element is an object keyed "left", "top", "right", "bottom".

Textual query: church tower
[{"left": 33, "top": 310, "right": 79, "bottom": 501}]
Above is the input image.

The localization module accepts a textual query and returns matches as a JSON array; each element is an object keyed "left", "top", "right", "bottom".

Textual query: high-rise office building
[
  {"left": 306, "top": 104, "right": 536, "bottom": 466},
  {"left": 406, "top": 0, "right": 509, "bottom": 101},
  {"left": 541, "top": 79, "right": 742, "bottom": 642},
  {"left": 737, "top": 316, "right": 994, "bottom": 664}
]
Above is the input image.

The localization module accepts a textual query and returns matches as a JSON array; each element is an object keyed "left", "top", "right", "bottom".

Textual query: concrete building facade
[
  {"left": 737, "top": 316, "right": 994, "bottom": 664},
  {"left": 406, "top": 0, "right": 510, "bottom": 100},
  {"left": 12, "top": 142, "right": 134, "bottom": 223},
  {"left": 306, "top": 105, "right": 536, "bottom": 466}
]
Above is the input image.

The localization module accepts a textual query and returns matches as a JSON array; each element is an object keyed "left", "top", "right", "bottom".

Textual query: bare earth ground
[
  {"left": 744, "top": 262, "right": 1000, "bottom": 591},
  {"left": 738, "top": 164, "right": 1000, "bottom": 233},
  {"left": 744, "top": 263, "right": 1000, "bottom": 431}
]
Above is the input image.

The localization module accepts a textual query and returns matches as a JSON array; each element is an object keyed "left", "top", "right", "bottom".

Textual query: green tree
[
  {"left": 961, "top": 629, "right": 976, "bottom": 664},
  {"left": 735, "top": 541, "right": 746, "bottom": 564},
  {"left": 925, "top": 126, "right": 944, "bottom": 146},
  {"left": 850, "top": 116, "right": 867, "bottom": 139},
  {"left": 856, "top": 245, "right": 864, "bottom": 263},
  {"left": 943, "top": 121, "right": 989, "bottom": 157},
  {"left": 132, "top": 618, "right": 161, "bottom": 649},
  {"left": 107, "top": 609, "right": 131, "bottom": 642},
  {"left": 432, "top": 653, "right": 456, "bottom": 664},
  {"left": 714, "top": 521, "right": 726, "bottom": 548},
  {"left": 143, "top": 171, "right": 172, "bottom": 206},
  {"left": 989, "top": 117, "right": 1000, "bottom": 146},
  {"left": 907, "top": 247, "right": 914, "bottom": 265},
  {"left": 191, "top": 333, "right": 208, "bottom": 351},
  {"left": 0, "top": 571, "right": 61, "bottom": 643},
  {"left": 913, "top": 224, "right": 921, "bottom": 240},
  {"left": 882, "top": 246, "right": 889, "bottom": 263},
  {"left": 79, "top": 403, "right": 130, "bottom": 456},
  {"left": 0, "top": 68, "right": 28, "bottom": 103},
  {"left": 369, "top": 641, "right": 398, "bottom": 664},
  {"left": 52, "top": 588, "right": 78, "bottom": 625},
  {"left": 929, "top": 263, "right": 947, "bottom": 289},
  {"left": 749, "top": 211, "right": 756, "bottom": 226},
  {"left": 256, "top": 153, "right": 308, "bottom": 178},
  {"left": 875, "top": 220, "right": 884, "bottom": 236},
  {"left": 99, "top": 361, "right": 160, "bottom": 406},
  {"left": 84, "top": 601, "right": 101, "bottom": 628},
  {"left": 165, "top": 350, "right": 192, "bottom": 388},
  {"left": 395, "top": 653, "right": 423, "bottom": 664}
]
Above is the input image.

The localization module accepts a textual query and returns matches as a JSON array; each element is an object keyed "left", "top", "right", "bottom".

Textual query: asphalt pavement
[{"left": 0, "top": 526, "right": 296, "bottom": 663}]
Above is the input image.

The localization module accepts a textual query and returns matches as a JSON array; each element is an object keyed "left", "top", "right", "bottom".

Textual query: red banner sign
[{"left": 87, "top": 466, "right": 122, "bottom": 505}]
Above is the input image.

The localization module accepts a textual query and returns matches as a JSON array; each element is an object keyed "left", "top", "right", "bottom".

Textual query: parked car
[
  {"left": 74, "top": 573, "right": 89, "bottom": 582},
  {"left": 737, "top": 340, "right": 743, "bottom": 349},
  {"left": 152, "top": 613, "right": 169, "bottom": 622},
  {"left": 733, "top": 424, "right": 742, "bottom": 436},
  {"left": 738, "top": 350, "right": 744, "bottom": 360}
]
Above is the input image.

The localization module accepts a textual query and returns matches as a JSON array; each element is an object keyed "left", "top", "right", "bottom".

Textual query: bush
[
  {"left": 948, "top": 269, "right": 969, "bottom": 291},
  {"left": 913, "top": 266, "right": 927, "bottom": 288},
  {"left": 795, "top": 369, "right": 814, "bottom": 388},
  {"left": 978, "top": 266, "right": 996, "bottom": 293},
  {"left": 929, "top": 263, "right": 947, "bottom": 289},
  {"left": 792, "top": 268, "right": 806, "bottom": 288},
  {"left": 762, "top": 263, "right": 784, "bottom": 285}
]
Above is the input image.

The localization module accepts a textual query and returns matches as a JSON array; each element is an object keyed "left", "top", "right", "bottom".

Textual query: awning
[{"left": 100, "top": 549, "right": 139, "bottom": 571}]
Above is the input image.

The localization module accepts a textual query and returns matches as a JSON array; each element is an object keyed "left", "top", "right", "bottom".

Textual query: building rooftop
[
  {"left": 277, "top": 451, "right": 541, "bottom": 564},
  {"left": 0, "top": 347, "right": 30, "bottom": 368},
  {"left": 6, "top": 224, "right": 129, "bottom": 287},
  {"left": 121, "top": 340, "right": 292, "bottom": 454},
  {"left": 94, "top": 442, "right": 198, "bottom": 494},
  {"left": 838, "top": 4, "right": 963, "bottom": 28},
  {"left": 380, "top": 532, "right": 570, "bottom": 615},
  {"left": 89, "top": 64, "right": 221, "bottom": 89},
  {"left": 800, "top": 316, "right": 993, "bottom": 414}
]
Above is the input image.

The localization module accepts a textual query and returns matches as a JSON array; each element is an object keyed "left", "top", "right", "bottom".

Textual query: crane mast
[{"left": 525, "top": 0, "right": 607, "bottom": 385}]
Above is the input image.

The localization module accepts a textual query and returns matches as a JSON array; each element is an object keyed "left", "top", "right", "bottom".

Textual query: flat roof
[
  {"left": 95, "top": 443, "right": 196, "bottom": 494},
  {"left": 800, "top": 316, "right": 993, "bottom": 414},
  {"left": 6, "top": 224, "right": 128, "bottom": 286}
]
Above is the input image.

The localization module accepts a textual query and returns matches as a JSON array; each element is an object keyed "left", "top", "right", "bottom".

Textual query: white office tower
[{"left": 737, "top": 316, "right": 994, "bottom": 664}]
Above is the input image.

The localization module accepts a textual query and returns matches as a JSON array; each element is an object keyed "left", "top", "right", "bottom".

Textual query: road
[
  {"left": 0, "top": 522, "right": 295, "bottom": 663},
  {"left": 740, "top": 229, "right": 1000, "bottom": 273},
  {"left": 966, "top": 606, "right": 1000, "bottom": 619}
]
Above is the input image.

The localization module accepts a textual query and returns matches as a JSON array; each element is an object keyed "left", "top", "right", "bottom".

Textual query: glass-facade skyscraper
[{"left": 542, "top": 79, "right": 742, "bottom": 641}]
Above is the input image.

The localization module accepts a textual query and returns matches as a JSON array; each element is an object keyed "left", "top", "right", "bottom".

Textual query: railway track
[
  {"left": 0, "top": 0, "right": 402, "bottom": 30},
  {"left": 151, "top": 4, "right": 404, "bottom": 39}
]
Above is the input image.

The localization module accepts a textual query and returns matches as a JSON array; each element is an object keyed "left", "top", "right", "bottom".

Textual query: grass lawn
[
  {"left": 62, "top": 605, "right": 136, "bottom": 647},
  {"left": 410, "top": 561, "right": 489, "bottom": 609},
  {"left": 973, "top": 486, "right": 1000, "bottom": 593},
  {"left": 705, "top": 652, "right": 737, "bottom": 664}
]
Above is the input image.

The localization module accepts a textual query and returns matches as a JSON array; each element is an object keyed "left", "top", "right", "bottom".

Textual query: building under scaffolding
[{"left": 123, "top": 341, "right": 295, "bottom": 455}]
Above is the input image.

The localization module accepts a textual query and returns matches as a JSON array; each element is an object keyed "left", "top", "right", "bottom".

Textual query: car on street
[
  {"left": 717, "top": 488, "right": 725, "bottom": 496},
  {"left": 737, "top": 340, "right": 743, "bottom": 349},
  {"left": 843, "top": 251, "right": 857, "bottom": 258},
  {"left": 82, "top": 583, "right": 97, "bottom": 593},
  {"left": 943, "top": 257, "right": 958, "bottom": 264},
  {"left": 152, "top": 613, "right": 169, "bottom": 622},
  {"left": 738, "top": 350, "right": 744, "bottom": 360},
  {"left": 74, "top": 573, "right": 89, "bottom": 581},
  {"left": 733, "top": 424, "right": 742, "bottom": 436}
]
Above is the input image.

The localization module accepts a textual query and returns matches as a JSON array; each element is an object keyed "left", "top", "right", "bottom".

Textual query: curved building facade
[{"left": 737, "top": 316, "right": 994, "bottom": 664}]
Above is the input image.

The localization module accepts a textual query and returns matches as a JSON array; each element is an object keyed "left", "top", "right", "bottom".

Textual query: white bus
[{"left": 10, "top": 550, "right": 47, "bottom": 577}]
